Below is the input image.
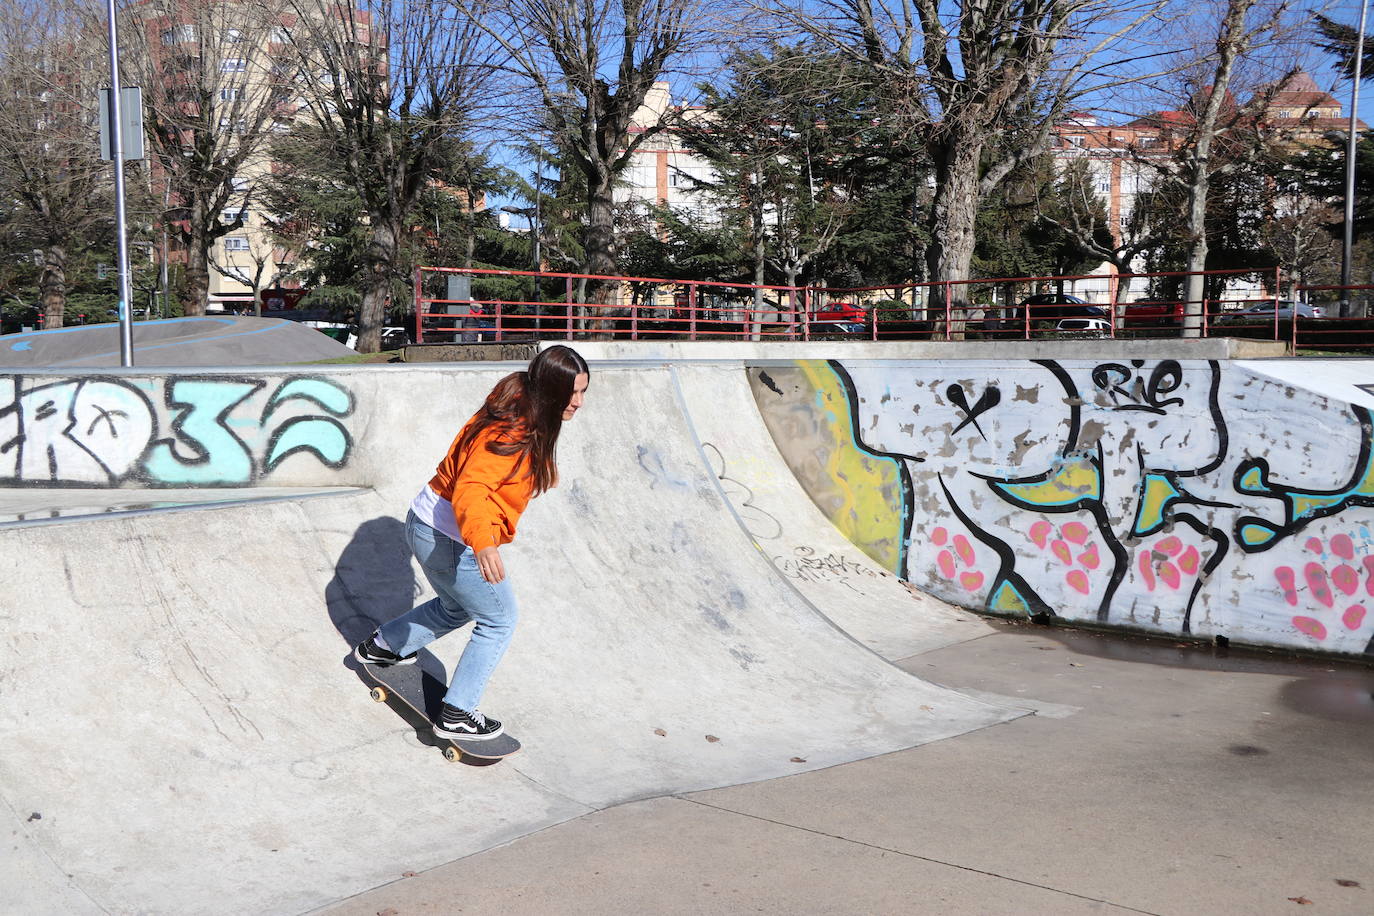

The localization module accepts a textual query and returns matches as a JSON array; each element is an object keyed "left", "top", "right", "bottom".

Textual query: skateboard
[{"left": 359, "top": 656, "right": 521, "bottom": 762}]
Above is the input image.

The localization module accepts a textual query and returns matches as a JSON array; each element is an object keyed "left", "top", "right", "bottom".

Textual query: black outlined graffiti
[
  {"left": 773, "top": 545, "right": 878, "bottom": 592},
  {"left": 1091, "top": 360, "right": 1186, "bottom": 414},
  {"left": 0, "top": 374, "right": 354, "bottom": 487},
  {"left": 701, "top": 441, "right": 783, "bottom": 541},
  {"left": 946, "top": 383, "right": 1001, "bottom": 438}
]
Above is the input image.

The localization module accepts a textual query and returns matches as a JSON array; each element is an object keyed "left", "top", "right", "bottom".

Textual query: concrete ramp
[
  {"left": 0, "top": 316, "right": 356, "bottom": 368},
  {"left": 0, "top": 364, "right": 1020, "bottom": 915},
  {"left": 672, "top": 362, "right": 995, "bottom": 659}
]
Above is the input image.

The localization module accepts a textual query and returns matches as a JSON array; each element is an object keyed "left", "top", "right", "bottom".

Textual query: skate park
[{"left": 2, "top": 331, "right": 1373, "bottom": 914}]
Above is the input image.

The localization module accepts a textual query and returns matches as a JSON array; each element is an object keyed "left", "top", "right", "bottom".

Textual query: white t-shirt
[{"left": 410, "top": 484, "right": 464, "bottom": 544}]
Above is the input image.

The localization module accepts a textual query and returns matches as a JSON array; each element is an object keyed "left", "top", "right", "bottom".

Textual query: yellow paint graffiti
[
  {"left": 796, "top": 362, "right": 905, "bottom": 572},
  {"left": 994, "top": 455, "right": 1100, "bottom": 508}
]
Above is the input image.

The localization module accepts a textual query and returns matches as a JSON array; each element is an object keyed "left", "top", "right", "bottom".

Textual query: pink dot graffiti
[
  {"left": 1029, "top": 519, "right": 1098, "bottom": 595},
  {"left": 1138, "top": 533, "right": 1200, "bottom": 594},
  {"left": 931, "top": 527, "right": 984, "bottom": 594},
  {"left": 1278, "top": 533, "right": 1374, "bottom": 642}
]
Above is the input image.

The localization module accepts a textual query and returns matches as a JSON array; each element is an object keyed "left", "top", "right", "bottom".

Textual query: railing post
[
  {"left": 944, "top": 281, "right": 954, "bottom": 341},
  {"left": 414, "top": 267, "right": 423, "bottom": 344},
  {"left": 495, "top": 300, "right": 503, "bottom": 342},
  {"left": 631, "top": 297, "right": 638, "bottom": 340},
  {"left": 689, "top": 283, "right": 698, "bottom": 340},
  {"left": 565, "top": 276, "right": 574, "bottom": 340}
]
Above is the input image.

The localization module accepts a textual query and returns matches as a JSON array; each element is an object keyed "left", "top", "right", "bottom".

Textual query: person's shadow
[{"left": 328, "top": 515, "right": 473, "bottom": 758}]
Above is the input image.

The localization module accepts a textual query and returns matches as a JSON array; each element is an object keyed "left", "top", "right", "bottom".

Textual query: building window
[
  {"left": 230, "top": 176, "right": 250, "bottom": 192},
  {"left": 161, "top": 24, "right": 195, "bottom": 44},
  {"left": 223, "top": 209, "right": 249, "bottom": 224},
  {"left": 221, "top": 58, "right": 248, "bottom": 73},
  {"left": 223, "top": 237, "right": 251, "bottom": 251},
  {"left": 220, "top": 87, "right": 244, "bottom": 101},
  {"left": 224, "top": 29, "right": 245, "bottom": 43},
  {"left": 1066, "top": 135, "right": 1084, "bottom": 148}
]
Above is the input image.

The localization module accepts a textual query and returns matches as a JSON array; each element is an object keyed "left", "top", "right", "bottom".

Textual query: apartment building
[
  {"left": 1046, "top": 72, "right": 1363, "bottom": 302},
  {"left": 129, "top": 0, "right": 382, "bottom": 312},
  {"left": 620, "top": 82, "right": 717, "bottom": 222}
]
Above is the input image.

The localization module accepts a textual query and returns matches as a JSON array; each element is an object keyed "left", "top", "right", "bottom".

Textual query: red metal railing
[{"left": 409, "top": 264, "right": 1346, "bottom": 349}]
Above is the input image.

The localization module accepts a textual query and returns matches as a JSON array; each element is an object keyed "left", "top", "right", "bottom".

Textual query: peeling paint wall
[
  {"left": 751, "top": 359, "right": 1374, "bottom": 657},
  {"left": 0, "top": 374, "right": 356, "bottom": 488}
]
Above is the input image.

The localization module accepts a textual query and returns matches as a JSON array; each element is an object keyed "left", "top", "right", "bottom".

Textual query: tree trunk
[
  {"left": 751, "top": 255, "right": 765, "bottom": 341},
  {"left": 183, "top": 209, "right": 211, "bottom": 317},
  {"left": 926, "top": 136, "right": 983, "bottom": 340},
  {"left": 584, "top": 173, "right": 618, "bottom": 334},
  {"left": 358, "top": 217, "right": 398, "bottom": 353},
  {"left": 39, "top": 243, "right": 67, "bottom": 329},
  {"left": 1183, "top": 0, "right": 1257, "bottom": 338},
  {"left": 751, "top": 190, "right": 767, "bottom": 338},
  {"left": 1182, "top": 163, "right": 1210, "bottom": 337}
]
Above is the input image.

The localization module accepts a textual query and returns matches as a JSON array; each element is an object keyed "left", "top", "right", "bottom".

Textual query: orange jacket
[{"left": 429, "top": 417, "right": 534, "bottom": 551}]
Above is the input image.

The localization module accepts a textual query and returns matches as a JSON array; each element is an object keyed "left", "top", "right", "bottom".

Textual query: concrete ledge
[
  {"left": 402, "top": 341, "right": 540, "bottom": 362},
  {"left": 534, "top": 338, "right": 1290, "bottom": 361}
]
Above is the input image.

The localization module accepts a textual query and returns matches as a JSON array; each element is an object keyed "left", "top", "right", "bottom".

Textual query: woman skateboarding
[{"left": 354, "top": 345, "right": 590, "bottom": 740}]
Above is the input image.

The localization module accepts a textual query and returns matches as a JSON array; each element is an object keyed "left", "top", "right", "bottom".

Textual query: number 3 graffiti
[{"left": 0, "top": 374, "right": 354, "bottom": 487}]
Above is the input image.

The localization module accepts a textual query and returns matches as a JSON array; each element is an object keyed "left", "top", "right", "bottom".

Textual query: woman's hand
[{"left": 476, "top": 545, "right": 505, "bottom": 584}]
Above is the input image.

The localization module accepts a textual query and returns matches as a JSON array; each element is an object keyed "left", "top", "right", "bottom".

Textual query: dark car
[
  {"left": 1014, "top": 293, "right": 1109, "bottom": 322},
  {"left": 986, "top": 293, "right": 1108, "bottom": 334}
]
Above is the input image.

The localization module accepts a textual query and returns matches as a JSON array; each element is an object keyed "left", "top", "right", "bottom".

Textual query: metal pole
[
  {"left": 105, "top": 0, "right": 134, "bottom": 365},
  {"left": 1342, "top": 0, "right": 1369, "bottom": 318}
]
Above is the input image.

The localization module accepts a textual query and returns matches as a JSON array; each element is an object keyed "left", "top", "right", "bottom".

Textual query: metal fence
[{"left": 410, "top": 265, "right": 1374, "bottom": 352}]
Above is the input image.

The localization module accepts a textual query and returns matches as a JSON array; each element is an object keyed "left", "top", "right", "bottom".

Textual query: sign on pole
[{"left": 99, "top": 86, "right": 144, "bottom": 161}]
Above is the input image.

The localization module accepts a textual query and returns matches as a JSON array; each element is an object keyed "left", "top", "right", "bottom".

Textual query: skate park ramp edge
[{"left": 0, "top": 362, "right": 1022, "bottom": 915}]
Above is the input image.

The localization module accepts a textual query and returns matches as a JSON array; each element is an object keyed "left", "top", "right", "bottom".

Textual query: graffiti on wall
[
  {"left": 750, "top": 359, "right": 1374, "bottom": 656},
  {"left": 0, "top": 374, "right": 355, "bottom": 487}
]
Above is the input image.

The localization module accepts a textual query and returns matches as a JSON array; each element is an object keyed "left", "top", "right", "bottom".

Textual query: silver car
[{"left": 1221, "top": 300, "right": 1324, "bottom": 321}]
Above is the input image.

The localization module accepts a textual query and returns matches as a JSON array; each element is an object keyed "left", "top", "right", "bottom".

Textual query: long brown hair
[{"left": 454, "top": 345, "right": 589, "bottom": 495}]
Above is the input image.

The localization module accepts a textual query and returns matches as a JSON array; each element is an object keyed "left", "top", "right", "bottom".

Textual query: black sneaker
[
  {"left": 434, "top": 703, "right": 503, "bottom": 740},
  {"left": 353, "top": 632, "right": 416, "bottom": 667}
]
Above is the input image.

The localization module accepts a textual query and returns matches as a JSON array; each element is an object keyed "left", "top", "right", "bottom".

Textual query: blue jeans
[{"left": 378, "top": 510, "right": 519, "bottom": 713}]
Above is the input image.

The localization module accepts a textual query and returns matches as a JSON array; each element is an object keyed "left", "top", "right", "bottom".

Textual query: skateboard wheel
[
  {"left": 369, "top": 686, "right": 388, "bottom": 703},
  {"left": 443, "top": 746, "right": 460, "bottom": 763}
]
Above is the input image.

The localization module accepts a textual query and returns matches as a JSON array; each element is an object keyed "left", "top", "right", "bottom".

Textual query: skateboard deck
[{"left": 359, "top": 657, "right": 521, "bottom": 762}]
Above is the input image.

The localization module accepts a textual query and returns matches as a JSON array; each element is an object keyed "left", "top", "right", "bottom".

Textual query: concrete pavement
[{"left": 323, "top": 622, "right": 1374, "bottom": 916}]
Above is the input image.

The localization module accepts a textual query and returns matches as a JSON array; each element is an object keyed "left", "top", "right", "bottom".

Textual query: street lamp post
[
  {"left": 104, "top": 0, "right": 134, "bottom": 365},
  {"left": 1342, "top": 1, "right": 1370, "bottom": 318}
]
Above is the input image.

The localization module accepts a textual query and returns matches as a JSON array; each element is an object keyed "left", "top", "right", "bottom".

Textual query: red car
[{"left": 811, "top": 303, "right": 867, "bottom": 333}]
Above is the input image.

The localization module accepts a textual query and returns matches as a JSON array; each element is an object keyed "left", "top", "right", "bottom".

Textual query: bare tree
[
  {"left": 123, "top": 0, "right": 300, "bottom": 315},
  {"left": 455, "top": 0, "right": 710, "bottom": 309},
  {"left": 278, "top": 0, "right": 499, "bottom": 352},
  {"left": 209, "top": 233, "right": 274, "bottom": 314},
  {"left": 1172, "top": 0, "right": 1298, "bottom": 334},
  {"left": 0, "top": 0, "right": 111, "bottom": 329},
  {"left": 765, "top": 0, "right": 1172, "bottom": 317},
  {"left": 1039, "top": 155, "right": 1183, "bottom": 312}
]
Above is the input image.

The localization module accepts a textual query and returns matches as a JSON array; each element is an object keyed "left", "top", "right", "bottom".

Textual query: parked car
[
  {"left": 1004, "top": 293, "right": 1108, "bottom": 326},
  {"left": 1056, "top": 317, "right": 1112, "bottom": 336},
  {"left": 810, "top": 303, "right": 868, "bottom": 334},
  {"left": 1219, "top": 300, "right": 1324, "bottom": 322},
  {"left": 1122, "top": 301, "right": 1185, "bottom": 327}
]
